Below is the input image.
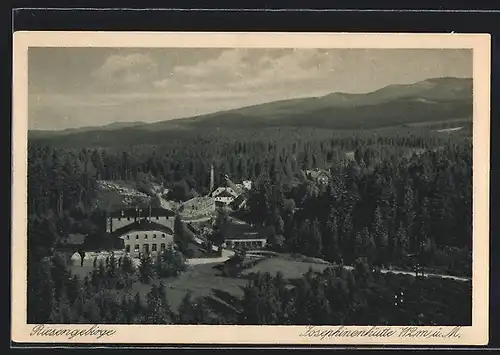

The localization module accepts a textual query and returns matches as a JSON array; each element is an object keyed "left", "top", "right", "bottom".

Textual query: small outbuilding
[{"left": 59, "top": 233, "right": 87, "bottom": 250}]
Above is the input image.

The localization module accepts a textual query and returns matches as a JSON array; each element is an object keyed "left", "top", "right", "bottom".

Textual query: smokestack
[{"left": 210, "top": 163, "right": 214, "bottom": 192}]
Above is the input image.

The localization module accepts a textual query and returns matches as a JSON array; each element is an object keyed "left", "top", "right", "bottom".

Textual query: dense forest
[
  {"left": 27, "top": 126, "right": 473, "bottom": 324},
  {"left": 28, "top": 250, "right": 471, "bottom": 325},
  {"left": 28, "top": 128, "right": 472, "bottom": 272}
]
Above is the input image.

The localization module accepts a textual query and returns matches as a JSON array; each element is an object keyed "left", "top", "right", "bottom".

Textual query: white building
[
  {"left": 210, "top": 176, "right": 252, "bottom": 206},
  {"left": 109, "top": 218, "right": 176, "bottom": 258},
  {"left": 242, "top": 180, "right": 252, "bottom": 190},
  {"left": 212, "top": 188, "right": 239, "bottom": 205}
]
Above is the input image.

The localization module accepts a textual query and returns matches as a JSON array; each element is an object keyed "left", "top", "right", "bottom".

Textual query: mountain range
[{"left": 29, "top": 76, "right": 472, "bottom": 144}]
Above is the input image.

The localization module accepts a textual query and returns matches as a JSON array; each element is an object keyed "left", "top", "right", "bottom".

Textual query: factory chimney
[{"left": 209, "top": 163, "right": 215, "bottom": 192}]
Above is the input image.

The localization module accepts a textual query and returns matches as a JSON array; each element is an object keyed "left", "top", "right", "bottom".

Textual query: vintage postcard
[{"left": 12, "top": 31, "right": 490, "bottom": 346}]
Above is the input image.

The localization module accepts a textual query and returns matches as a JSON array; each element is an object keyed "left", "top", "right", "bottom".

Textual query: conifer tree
[
  {"left": 66, "top": 275, "right": 82, "bottom": 306},
  {"left": 50, "top": 253, "right": 71, "bottom": 301},
  {"left": 28, "top": 259, "right": 55, "bottom": 323},
  {"left": 143, "top": 283, "right": 172, "bottom": 324},
  {"left": 138, "top": 253, "right": 155, "bottom": 284},
  {"left": 239, "top": 281, "right": 261, "bottom": 324},
  {"left": 309, "top": 218, "right": 323, "bottom": 258},
  {"left": 323, "top": 214, "right": 340, "bottom": 263},
  {"left": 121, "top": 254, "right": 136, "bottom": 276},
  {"left": 192, "top": 297, "right": 212, "bottom": 324},
  {"left": 107, "top": 251, "right": 117, "bottom": 279},
  {"left": 49, "top": 290, "right": 72, "bottom": 323},
  {"left": 372, "top": 206, "right": 389, "bottom": 265},
  {"left": 133, "top": 292, "right": 143, "bottom": 317},
  {"left": 177, "top": 291, "right": 196, "bottom": 324},
  {"left": 309, "top": 278, "right": 331, "bottom": 324}
]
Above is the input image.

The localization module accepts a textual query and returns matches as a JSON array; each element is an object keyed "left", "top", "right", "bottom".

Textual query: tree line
[{"left": 28, "top": 249, "right": 471, "bottom": 325}]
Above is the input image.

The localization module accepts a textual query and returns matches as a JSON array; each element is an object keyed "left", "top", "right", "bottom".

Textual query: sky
[{"left": 28, "top": 48, "right": 472, "bottom": 130}]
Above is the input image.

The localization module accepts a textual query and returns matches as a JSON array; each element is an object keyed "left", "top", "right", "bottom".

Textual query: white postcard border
[{"left": 11, "top": 31, "right": 491, "bottom": 345}]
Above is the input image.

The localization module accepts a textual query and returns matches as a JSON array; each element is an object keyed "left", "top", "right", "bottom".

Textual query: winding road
[
  {"left": 342, "top": 265, "right": 471, "bottom": 282},
  {"left": 243, "top": 250, "right": 471, "bottom": 282},
  {"left": 185, "top": 249, "right": 471, "bottom": 282},
  {"left": 186, "top": 248, "right": 235, "bottom": 265}
]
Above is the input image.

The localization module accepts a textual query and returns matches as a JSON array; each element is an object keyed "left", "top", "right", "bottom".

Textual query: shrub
[{"left": 156, "top": 247, "right": 188, "bottom": 278}]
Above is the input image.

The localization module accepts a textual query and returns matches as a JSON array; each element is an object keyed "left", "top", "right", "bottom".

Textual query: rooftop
[
  {"left": 211, "top": 176, "right": 246, "bottom": 196},
  {"left": 108, "top": 218, "right": 174, "bottom": 238},
  {"left": 224, "top": 177, "right": 245, "bottom": 195},
  {"left": 60, "top": 233, "right": 87, "bottom": 246},
  {"left": 186, "top": 223, "right": 200, "bottom": 234},
  {"left": 214, "top": 189, "right": 238, "bottom": 198},
  {"left": 223, "top": 223, "right": 266, "bottom": 240},
  {"left": 109, "top": 207, "right": 175, "bottom": 218},
  {"left": 230, "top": 194, "right": 247, "bottom": 208}
]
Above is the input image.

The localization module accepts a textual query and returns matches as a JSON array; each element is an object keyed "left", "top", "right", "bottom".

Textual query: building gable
[
  {"left": 214, "top": 189, "right": 238, "bottom": 198},
  {"left": 108, "top": 218, "right": 175, "bottom": 239}
]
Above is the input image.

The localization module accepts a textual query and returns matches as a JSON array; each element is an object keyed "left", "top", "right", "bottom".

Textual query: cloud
[
  {"left": 229, "top": 49, "right": 340, "bottom": 91},
  {"left": 92, "top": 53, "right": 159, "bottom": 88},
  {"left": 152, "top": 49, "right": 250, "bottom": 89},
  {"left": 175, "top": 49, "right": 250, "bottom": 80},
  {"left": 95, "top": 48, "right": 471, "bottom": 99},
  {"left": 153, "top": 48, "right": 341, "bottom": 94}
]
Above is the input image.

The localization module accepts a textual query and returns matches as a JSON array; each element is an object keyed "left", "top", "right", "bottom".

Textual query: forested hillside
[
  {"left": 29, "top": 77, "right": 472, "bottom": 146},
  {"left": 28, "top": 127, "right": 472, "bottom": 275}
]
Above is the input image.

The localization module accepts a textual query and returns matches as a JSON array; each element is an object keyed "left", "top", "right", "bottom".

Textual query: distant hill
[
  {"left": 29, "top": 121, "right": 147, "bottom": 139},
  {"left": 29, "top": 77, "right": 472, "bottom": 146},
  {"left": 143, "top": 76, "right": 472, "bottom": 130}
]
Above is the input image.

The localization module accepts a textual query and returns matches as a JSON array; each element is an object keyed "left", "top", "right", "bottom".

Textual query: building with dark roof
[
  {"left": 108, "top": 207, "right": 176, "bottom": 219},
  {"left": 211, "top": 187, "right": 239, "bottom": 205},
  {"left": 57, "top": 233, "right": 87, "bottom": 250},
  {"left": 108, "top": 218, "right": 176, "bottom": 257},
  {"left": 210, "top": 175, "right": 252, "bottom": 206},
  {"left": 216, "top": 189, "right": 238, "bottom": 198},
  {"left": 106, "top": 207, "right": 176, "bottom": 233},
  {"left": 230, "top": 194, "right": 248, "bottom": 211},
  {"left": 223, "top": 176, "right": 245, "bottom": 195},
  {"left": 222, "top": 223, "right": 267, "bottom": 250}
]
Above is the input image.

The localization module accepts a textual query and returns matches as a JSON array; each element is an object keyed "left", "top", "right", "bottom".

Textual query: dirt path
[
  {"left": 181, "top": 216, "right": 212, "bottom": 223},
  {"left": 435, "top": 126, "right": 464, "bottom": 133},
  {"left": 378, "top": 268, "right": 470, "bottom": 282},
  {"left": 186, "top": 248, "right": 236, "bottom": 265},
  {"left": 243, "top": 250, "right": 471, "bottom": 282}
]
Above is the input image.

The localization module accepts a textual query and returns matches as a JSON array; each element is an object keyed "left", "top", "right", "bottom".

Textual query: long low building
[{"left": 222, "top": 223, "right": 267, "bottom": 250}]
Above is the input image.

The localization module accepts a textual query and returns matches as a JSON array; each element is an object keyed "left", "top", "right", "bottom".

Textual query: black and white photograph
[{"left": 12, "top": 32, "right": 490, "bottom": 345}]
